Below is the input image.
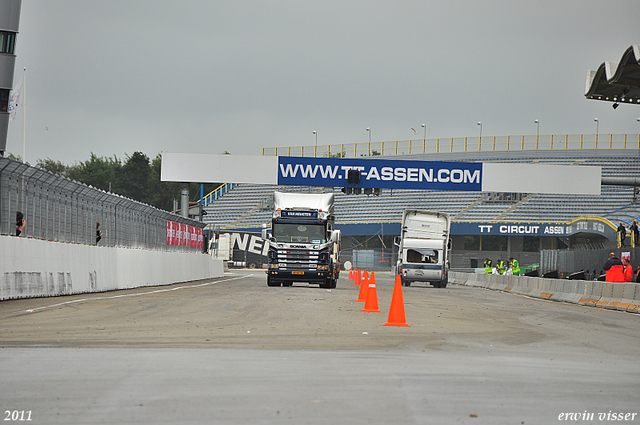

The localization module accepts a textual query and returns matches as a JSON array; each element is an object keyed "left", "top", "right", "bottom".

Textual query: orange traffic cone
[
  {"left": 348, "top": 269, "right": 353, "bottom": 281},
  {"left": 361, "top": 272, "right": 381, "bottom": 313},
  {"left": 371, "top": 272, "right": 381, "bottom": 300},
  {"left": 354, "top": 269, "right": 361, "bottom": 286},
  {"left": 356, "top": 272, "right": 368, "bottom": 301},
  {"left": 383, "top": 275, "right": 410, "bottom": 327}
]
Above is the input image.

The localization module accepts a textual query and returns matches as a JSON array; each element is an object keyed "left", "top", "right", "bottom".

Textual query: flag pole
[{"left": 22, "top": 67, "right": 26, "bottom": 163}]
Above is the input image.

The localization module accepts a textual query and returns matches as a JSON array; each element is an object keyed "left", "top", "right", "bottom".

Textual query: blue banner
[
  {"left": 277, "top": 157, "right": 482, "bottom": 191},
  {"left": 452, "top": 219, "right": 614, "bottom": 238}
]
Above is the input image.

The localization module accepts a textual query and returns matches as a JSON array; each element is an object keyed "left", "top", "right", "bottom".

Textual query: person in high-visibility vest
[
  {"left": 484, "top": 258, "right": 492, "bottom": 274},
  {"left": 496, "top": 259, "right": 506, "bottom": 275},
  {"left": 509, "top": 257, "right": 520, "bottom": 275}
]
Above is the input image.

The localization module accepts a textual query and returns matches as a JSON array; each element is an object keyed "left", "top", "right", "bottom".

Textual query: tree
[
  {"left": 37, "top": 158, "right": 68, "bottom": 176},
  {"left": 34, "top": 151, "right": 226, "bottom": 213},
  {"left": 119, "top": 152, "right": 151, "bottom": 202},
  {"left": 77, "top": 153, "right": 121, "bottom": 192},
  {"left": 148, "top": 154, "right": 180, "bottom": 211}
]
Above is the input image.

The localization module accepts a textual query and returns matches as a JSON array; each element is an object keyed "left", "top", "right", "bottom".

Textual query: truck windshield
[
  {"left": 273, "top": 223, "right": 326, "bottom": 243},
  {"left": 406, "top": 248, "right": 439, "bottom": 264}
]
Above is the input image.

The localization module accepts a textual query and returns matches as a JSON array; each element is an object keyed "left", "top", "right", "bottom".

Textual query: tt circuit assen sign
[
  {"left": 277, "top": 157, "right": 481, "bottom": 191},
  {"left": 452, "top": 218, "right": 617, "bottom": 240}
]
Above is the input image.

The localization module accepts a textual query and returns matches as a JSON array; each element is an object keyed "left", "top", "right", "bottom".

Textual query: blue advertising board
[
  {"left": 452, "top": 219, "right": 615, "bottom": 239},
  {"left": 277, "top": 157, "right": 482, "bottom": 191}
]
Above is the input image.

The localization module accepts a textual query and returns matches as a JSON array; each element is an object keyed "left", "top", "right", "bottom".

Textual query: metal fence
[
  {"left": 0, "top": 157, "right": 204, "bottom": 251},
  {"left": 540, "top": 247, "right": 639, "bottom": 279},
  {"left": 340, "top": 247, "right": 396, "bottom": 272},
  {"left": 263, "top": 133, "right": 640, "bottom": 158}
]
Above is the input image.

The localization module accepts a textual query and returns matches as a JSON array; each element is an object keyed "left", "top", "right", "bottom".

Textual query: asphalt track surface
[{"left": 1, "top": 270, "right": 638, "bottom": 424}]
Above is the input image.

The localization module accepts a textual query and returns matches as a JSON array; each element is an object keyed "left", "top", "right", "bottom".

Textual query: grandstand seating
[{"left": 202, "top": 149, "right": 640, "bottom": 231}]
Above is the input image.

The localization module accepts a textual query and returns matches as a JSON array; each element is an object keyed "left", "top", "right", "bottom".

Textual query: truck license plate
[{"left": 292, "top": 271, "right": 304, "bottom": 275}]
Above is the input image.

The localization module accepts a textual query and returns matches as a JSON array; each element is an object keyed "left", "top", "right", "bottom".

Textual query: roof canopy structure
[{"left": 585, "top": 45, "right": 640, "bottom": 107}]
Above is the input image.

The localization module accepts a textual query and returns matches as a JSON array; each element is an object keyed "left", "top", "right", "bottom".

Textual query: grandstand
[{"left": 201, "top": 146, "right": 640, "bottom": 268}]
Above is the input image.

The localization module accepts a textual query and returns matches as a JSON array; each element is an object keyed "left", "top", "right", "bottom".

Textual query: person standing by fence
[
  {"left": 15, "top": 211, "right": 25, "bottom": 237},
  {"left": 630, "top": 221, "right": 639, "bottom": 248},
  {"left": 96, "top": 222, "right": 103, "bottom": 244},
  {"left": 617, "top": 223, "right": 627, "bottom": 248}
]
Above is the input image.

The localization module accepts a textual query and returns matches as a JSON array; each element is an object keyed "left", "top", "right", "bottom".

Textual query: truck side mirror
[
  {"left": 393, "top": 236, "right": 401, "bottom": 246},
  {"left": 261, "top": 225, "right": 268, "bottom": 240}
]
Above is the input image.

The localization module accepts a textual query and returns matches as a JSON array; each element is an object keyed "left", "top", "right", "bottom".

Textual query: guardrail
[
  {"left": 450, "top": 271, "right": 639, "bottom": 314},
  {"left": 263, "top": 133, "right": 640, "bottom": 157},
  {"left": 0, "top": 157, "right": 203, "bottom": 251}
]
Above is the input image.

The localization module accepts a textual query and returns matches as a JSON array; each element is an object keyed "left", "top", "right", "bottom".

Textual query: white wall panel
[{"left": 0, "top": 236, "right": 223, "bottom": 300}]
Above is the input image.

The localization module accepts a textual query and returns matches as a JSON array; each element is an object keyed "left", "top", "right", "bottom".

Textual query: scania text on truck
[
  {"left": 263, "top": 191, "right": 341, "bottom": 288},
  {"left": 395, "top": 209, "right": 451, "bottom": 288}
]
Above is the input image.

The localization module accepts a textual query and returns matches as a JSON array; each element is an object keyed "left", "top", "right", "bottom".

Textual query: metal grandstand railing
[
  {"left": 202, "top": 183, "right": 236, "bottom": 207},
  {"left": 262, "top": 133, "right": 640, "bottom": 157}
]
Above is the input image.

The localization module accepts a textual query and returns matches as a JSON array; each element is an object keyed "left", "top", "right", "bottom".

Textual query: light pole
[
  {"left": 312, "top": 130, "right": 317, "bottom": 156},
  {"left": 535, "top": 119, "right": 539, "bottom": 137},
  {"left": 594, "top": 118, "right": 599, "bottom": 142},
  {"left": 366, "top": 127, "right": 371, "bottom": 156},
  {"left": 477, "top": 122, "right": 482, "bottom": 149},
  {"left": 421, "top": 123, "right": 426, "bottom": 140}
]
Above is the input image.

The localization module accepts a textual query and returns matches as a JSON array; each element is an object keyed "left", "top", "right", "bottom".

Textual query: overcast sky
[{"left": 5, "top": 0, "right": 640, "bottom": 165}]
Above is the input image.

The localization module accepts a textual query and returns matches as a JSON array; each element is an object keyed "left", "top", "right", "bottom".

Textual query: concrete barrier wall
[
  {"left": 450, "top": 271, "right": 640, "bottom": 314},
  {"left": 1, "top": 236, "right": 224, "bottom": 300}
]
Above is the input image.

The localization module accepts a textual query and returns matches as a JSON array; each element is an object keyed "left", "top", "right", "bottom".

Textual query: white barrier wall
[
  {"left": 449, "top": 271, "right": 639, "bottom": 314},
  {"left": 0, "top": 236, "right": 224, "bottom": 300}
]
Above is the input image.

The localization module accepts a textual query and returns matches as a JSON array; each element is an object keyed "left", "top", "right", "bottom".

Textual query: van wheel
[
  {"left": 434, "top": 278, "right": 447, "bottom": 288},
  {"left": 402, "top": 279, "right": 411, "bottom": 287}
]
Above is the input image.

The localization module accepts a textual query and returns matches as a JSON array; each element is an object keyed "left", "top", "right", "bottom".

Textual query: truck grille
[{"left": 277, "top": 248, "right": 319, "bottom": 270}]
